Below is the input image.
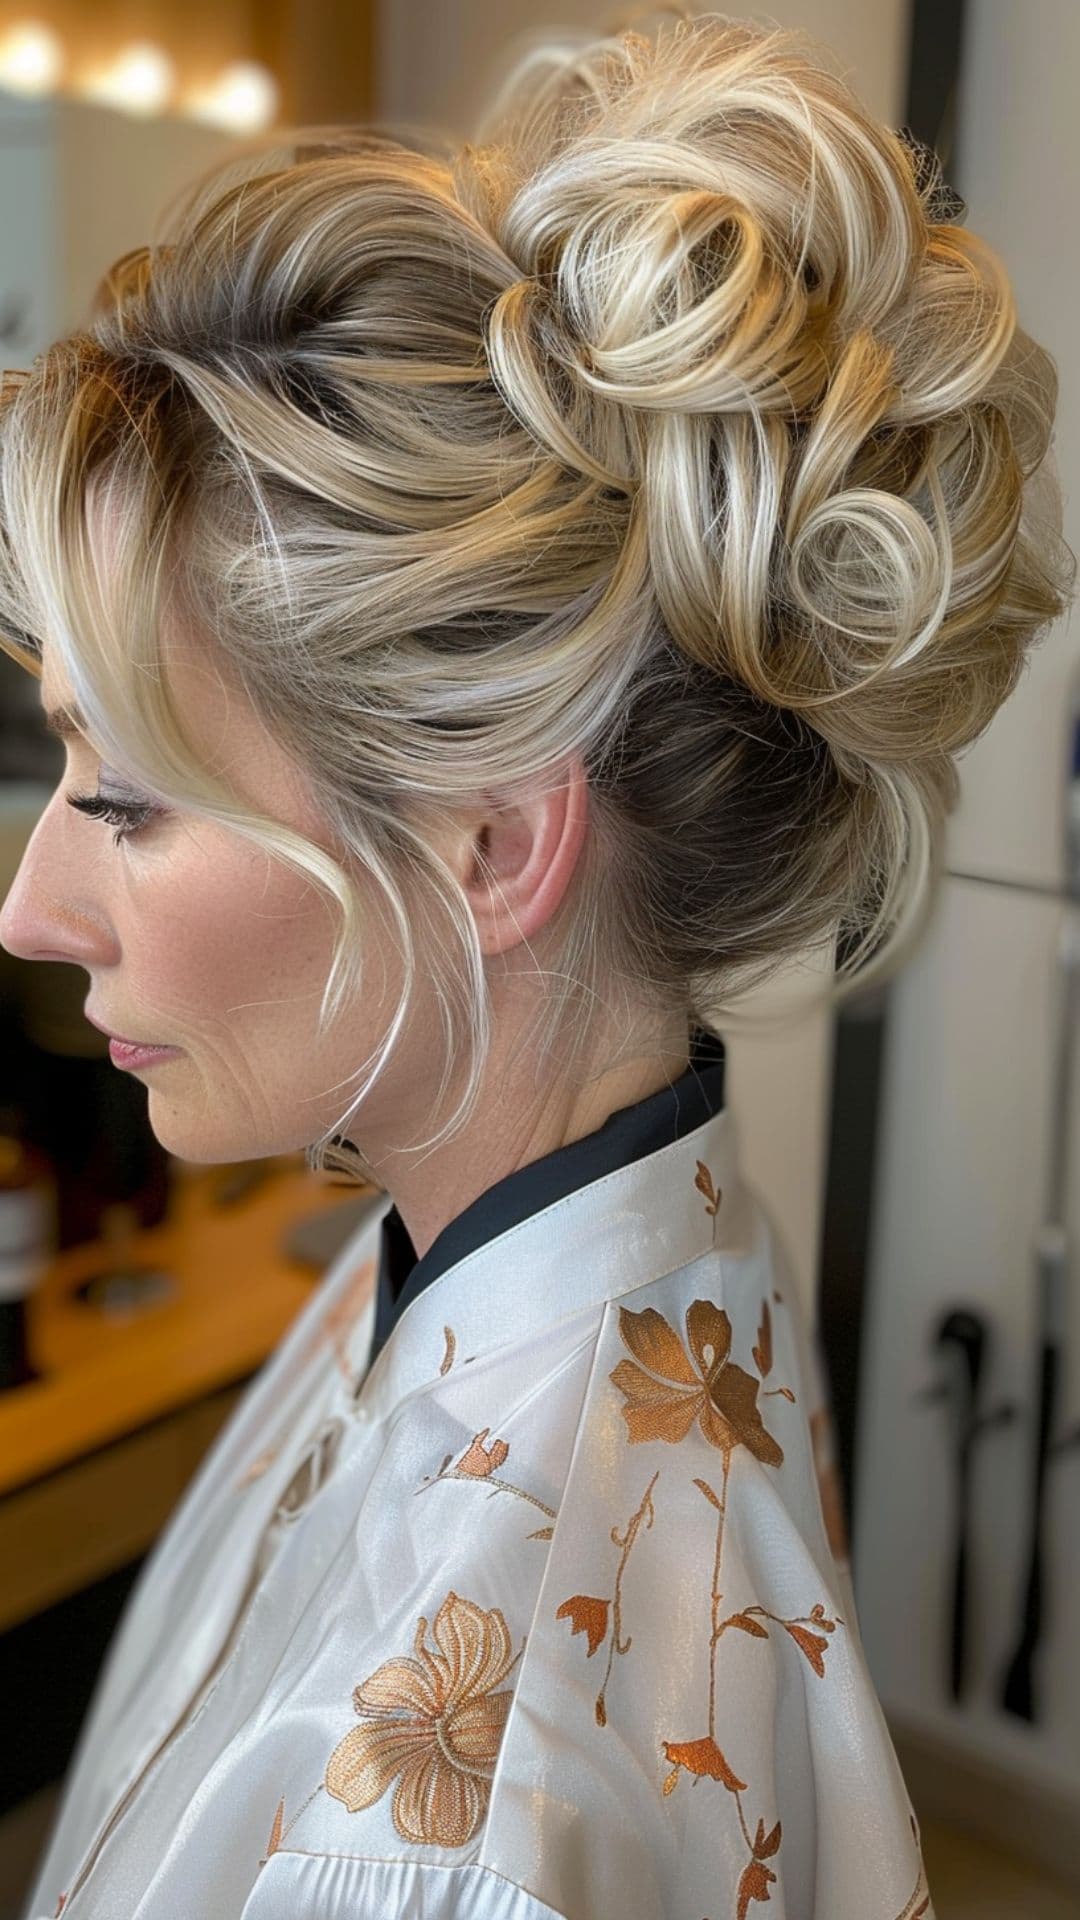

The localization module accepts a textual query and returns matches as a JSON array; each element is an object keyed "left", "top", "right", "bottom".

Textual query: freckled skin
[
  {"left": 0, "top": 637, "right": 393, "bottom": 1161},
  {"left": 0, "top": 523, "right": 688, "bottom": 1258}
]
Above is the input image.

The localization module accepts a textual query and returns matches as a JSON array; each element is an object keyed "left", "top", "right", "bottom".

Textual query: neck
[{"left": 343, "top": 1007, "right": 692, "bottom": 1263}]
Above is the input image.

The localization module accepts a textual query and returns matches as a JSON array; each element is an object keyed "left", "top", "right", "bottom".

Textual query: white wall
[
  {"left": 0, "top": 90, "right": 235, "bottom": 346},
  {"left": 942, "top": 0, "right": 1080, "bottom": 893},
  {"left": 378, "top": 0, "right": 908, "bottom": 139}
]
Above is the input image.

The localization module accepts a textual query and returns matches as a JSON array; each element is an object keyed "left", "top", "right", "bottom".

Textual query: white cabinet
[{"left": 856, "top": 876, "right": 1080, "bottom": 1758}]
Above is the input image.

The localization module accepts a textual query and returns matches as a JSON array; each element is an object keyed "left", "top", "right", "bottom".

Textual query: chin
[{"left": 142, "top": 1095, "right": 296, "bottom": 1168}]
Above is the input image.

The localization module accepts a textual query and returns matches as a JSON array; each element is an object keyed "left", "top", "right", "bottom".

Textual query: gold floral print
[
  {"left": 752, "top": 1295, "right": 797, "bottom": 1409},
  {"left": 263, "top": 1796, "right": 285, "bottom": 1864},
  {"left": 417, "top": 1428, "right": 557, "bottom": 1539},
  {"left": 658, "top": 1436, "right": 843, "bottom": 1918},
  {"left": 592, "top": 1257, "right": 853, "bottom": 1914},
  {"left": 610, "top": 1298, "right": 788, "bottom": 1463},
  {"left": 556, "top": 1593, "right": 610, "bottom": 1657},
  {"left": 324, "top": 1590, "right": 521, "bottom": 1847},
  {"left": 737, "top": 1815, "right": 783, "bottom": 1917},
  {"left": 456, "top": 1428, "right": 510, "bottom": 1475},
  {"left": 440, "top": 1326, "right": 457, "bottom": 1374},
  {"left": 252, "top": 1781, "right": 328, "bottom": 1876},
  {"left": 694, "top": 1158, "right": 723, "bottom": 1225},
  {"left": 657, "top": 1462, "right": 845, "bottom": 1917},
  {"left": 322, "top": 1256, "right": 377, "bottom": 1381},
  {"left": 556, "top": 1470, "right": 659, "bottom": 1726}
]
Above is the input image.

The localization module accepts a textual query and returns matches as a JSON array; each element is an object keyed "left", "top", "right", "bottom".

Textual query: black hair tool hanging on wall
[
  {"left": 998, "top": 664, "right": 1080, "bottom": 1722},
  {"left": 913, "top": 1311, "right": 1016, "bottom": 1703}
]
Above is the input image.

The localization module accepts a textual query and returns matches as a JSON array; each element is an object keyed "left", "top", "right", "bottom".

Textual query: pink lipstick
[{"left": 107, "top": 1039, "right": 182, "bottom": 1070}]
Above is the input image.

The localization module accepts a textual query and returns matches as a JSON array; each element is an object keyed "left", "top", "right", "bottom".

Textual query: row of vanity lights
[{"left": 0, "top": 21, "right": 278, "bottom": 132}]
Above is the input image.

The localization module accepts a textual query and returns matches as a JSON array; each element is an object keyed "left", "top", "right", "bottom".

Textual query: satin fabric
[
  {"left": 22, "top": 1100, "right": 936, "bottom": 1920},
  {"left": 369, "top": 1026, "right": 729, "bottom": 1363}
]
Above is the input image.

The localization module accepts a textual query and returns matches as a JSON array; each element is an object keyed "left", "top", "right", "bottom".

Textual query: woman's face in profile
[{"left": 0, "top": 630, "right": 416, "bottom": 1169}]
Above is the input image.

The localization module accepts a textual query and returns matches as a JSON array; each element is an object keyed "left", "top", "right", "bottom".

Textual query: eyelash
[{"left": 65, "top": 791, "right": 157, "bottom": 846}]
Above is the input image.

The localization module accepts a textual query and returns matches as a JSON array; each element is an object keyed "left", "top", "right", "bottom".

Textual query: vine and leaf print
[
  {"left": 415, "top": 1425, "right": 558, "bottom": 1538},
  {"left": 555, "top": 1157, "right": 930, "bottom": 1920}
]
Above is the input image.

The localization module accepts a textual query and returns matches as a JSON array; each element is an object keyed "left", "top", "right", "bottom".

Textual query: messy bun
[
  {"left": 0, "top": 8, "right": 1072, "bottom": 1172},
  {"left": 466, "top": 13, "right": 1071, "bottom": 780}
]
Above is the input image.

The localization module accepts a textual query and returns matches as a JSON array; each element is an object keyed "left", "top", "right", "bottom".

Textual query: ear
[{"left": 460, "top": 756, "right": 590, "bottom": 958}]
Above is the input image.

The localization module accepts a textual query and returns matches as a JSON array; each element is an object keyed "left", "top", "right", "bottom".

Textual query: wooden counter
[{"left": 0, "top": 1156, "right": 379, "bottom": 1631}]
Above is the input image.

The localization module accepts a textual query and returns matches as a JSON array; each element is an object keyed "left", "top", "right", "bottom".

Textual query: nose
[{"left": 0, "top": 790, "right": 117, "bottom": 968}]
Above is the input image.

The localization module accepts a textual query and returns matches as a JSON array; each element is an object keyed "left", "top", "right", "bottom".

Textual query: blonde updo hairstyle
[{"left": 0, "top": 7, "right": 1073, "bottom": 1176}]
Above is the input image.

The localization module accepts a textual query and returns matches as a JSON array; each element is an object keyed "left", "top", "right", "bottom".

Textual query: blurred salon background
[{"left": 0, "top": 4, "right": 1076, "bottom": 1915}]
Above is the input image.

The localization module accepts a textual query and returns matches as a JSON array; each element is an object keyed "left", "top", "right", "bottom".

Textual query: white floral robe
[{"left": 22, "top": 1101, "right": 935, "bottom": 1920}]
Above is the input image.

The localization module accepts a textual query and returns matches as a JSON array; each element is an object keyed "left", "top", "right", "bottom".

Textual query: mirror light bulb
[
  {"left": 184, "top": 61, "right": 278, "bottom": 134},
  {"left": 0, "top": 21, "right": 64, "bottom": 95},
  {"left": 83, "top": 42, "right": 175, "bottom": 117}
]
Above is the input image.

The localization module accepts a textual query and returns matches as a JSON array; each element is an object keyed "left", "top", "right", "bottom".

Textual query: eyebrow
[{"left": 43, "top": 704, "right": 87, "bottom": 739}]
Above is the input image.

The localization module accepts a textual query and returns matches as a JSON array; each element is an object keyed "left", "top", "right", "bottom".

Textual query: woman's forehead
[
  {"left": 38, "top": 652, "right": 79, "bottom": 728},
  {"left": 38, "top": 625, "right": 330, "bottom": 842}
]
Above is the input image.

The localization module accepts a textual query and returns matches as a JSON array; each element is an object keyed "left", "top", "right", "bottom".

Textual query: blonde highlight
[{"left": 0, "top": 6, "right": 1073, "bottom": 1181}]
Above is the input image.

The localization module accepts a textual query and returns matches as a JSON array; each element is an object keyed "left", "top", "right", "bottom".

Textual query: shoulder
[
  {"left": 539, "top": 1230, "right": 842, "bottom": 1745},
  {"left": 469, "top": 1233, "right": 931, "bottom": 1918},
  {"left": 561, "top": 1191, "right": 836, "bottom": 1593}
]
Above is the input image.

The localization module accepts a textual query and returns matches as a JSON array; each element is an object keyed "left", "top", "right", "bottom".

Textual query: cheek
[{"left": 125, "top": 840, "right": 341, "bottom": 1047}]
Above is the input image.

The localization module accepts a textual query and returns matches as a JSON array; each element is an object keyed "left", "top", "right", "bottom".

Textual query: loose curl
[{"left": 0, "top": 6, "right": 1073, "bottom": 1177}]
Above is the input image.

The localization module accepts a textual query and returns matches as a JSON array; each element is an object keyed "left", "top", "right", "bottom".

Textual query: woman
[{"left": 0, "top": 11, "right": 1071, "bottom": 1918}]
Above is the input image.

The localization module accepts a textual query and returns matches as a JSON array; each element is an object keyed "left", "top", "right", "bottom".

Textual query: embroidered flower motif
[
  {"left": 662, "top": 1734, "right": 746, "bottom": 1792},
  {"left": 556, "top": 1594, "right": 610, "bottom": 1657},
  {"left": 737, "top": 1815, "right": 783, "bottom": 1917},
  {"left": 694, "top": 1159, "right": 722, "bottom": 1217},
  {"left": 416, "top": 1428, "right": 557, "bottom": 1538},
  {"left": 610, "top": 1299, "right": 784, "bottom": 1465},
  {"left": 324, "top": 1590, "right": 517, "bottom": 1847},
  {"left": 455, "top": 1427, "right": 510, "bottom": 1477},
  {"left": 264, "top": 1796, "right": 285, "bottom": 1862}
]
